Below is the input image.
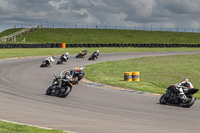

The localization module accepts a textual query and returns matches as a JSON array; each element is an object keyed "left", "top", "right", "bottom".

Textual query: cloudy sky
[{"left": 0, "top": 0, "right": 200, "bottom": 32}]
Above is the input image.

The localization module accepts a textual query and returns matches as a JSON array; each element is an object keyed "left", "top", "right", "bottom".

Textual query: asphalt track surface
[{"left": 1, "top": 51, "right": 200, "bottom": 133}]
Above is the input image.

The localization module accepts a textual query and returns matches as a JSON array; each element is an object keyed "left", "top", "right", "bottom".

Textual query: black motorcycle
[
  {"left": 46, "top": 75, "right": 73, "bottom": 98},
  {"left": 76, "top": 50, "right": 87, "bottom": 58},
  {"left": 57, "top": 54, "right": 69, "bottom": 64},
  {"left": 159, "top": 85, "right": 199, "bottom": 108},
  {"left": 88, "top": 52, "right": 99, "bottom": 60}
]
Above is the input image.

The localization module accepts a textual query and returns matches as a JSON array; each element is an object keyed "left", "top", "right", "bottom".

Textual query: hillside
[{"left": 1, "top": 28, "right": 200, "bottom": 44}]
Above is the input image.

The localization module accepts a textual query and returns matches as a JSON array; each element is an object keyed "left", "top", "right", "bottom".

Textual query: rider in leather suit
[{"left": 175, "top": 78, "right": 194, "bottom": 101}]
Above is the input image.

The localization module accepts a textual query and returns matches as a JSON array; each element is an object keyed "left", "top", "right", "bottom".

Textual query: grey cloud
[{"left": 1, "top": 0, "right": 200, "bottom": 32}]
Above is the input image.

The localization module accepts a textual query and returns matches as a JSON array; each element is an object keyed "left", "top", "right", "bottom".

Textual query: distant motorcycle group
[
  {"left": 76, "top": 49, "right": 100, "bottom": 60},
  {"left": 40, "top": 50, "right": 99, "bottom": 67},
  {"left": 42, "top": 50, "right": 99, "bottom": 98},
  {"left": 40, "top": 52, "right": 69, "bottom": 67}
]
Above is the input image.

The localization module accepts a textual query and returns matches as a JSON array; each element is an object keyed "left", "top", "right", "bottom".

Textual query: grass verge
[
  {"left": 0, "top": 120, "right": 67, "bottom": 133},
  {"left": 2, "top": 28, "right": 200, "bottom": 44},
  {"left": 84, "top": 54, "right": 200, "bottom": 99},
  {"left": 1, "top": 47, "right": 200, "bottom": 59}
]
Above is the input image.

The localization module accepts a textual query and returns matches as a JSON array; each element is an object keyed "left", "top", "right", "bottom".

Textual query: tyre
[
  {"left": 78, "top": 72, "right": 85, "bottom": 81},
  {"left": 180, "top": 95, "right": 196, "bottom": 108},
  {"left": 46, "top": 87, "right": 52, "bottom": 95},
  {"left": 40, "top": 61, "right": 46, "bottom": 67},
  {"left": 88, "top": 56, "right": 92, "bottom": 60},
  {"left": 159, "top": 93, "right": 169, "bottom": 104},
  {"left": 57, "top": 60, "right": 62, "bottom": 64},
  {"left": 59, "top": 86, "right": 72, "bottom": 98}
]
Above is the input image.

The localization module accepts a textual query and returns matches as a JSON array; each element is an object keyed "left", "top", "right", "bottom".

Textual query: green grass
[
  {"left": 84, "top": 54, "right": 200, "bottom": 99},
  {"left": 0, "top": 120, "right": 67, "bottom": 133},
  {"left": 0, "top": 28, "right": 23, "bottom": 37},
  {"left": 1, "top": 47, "right": 200, "bottom": 59},
  {"left": 1, "top": 28, "right": 200, "bottom": 44}
]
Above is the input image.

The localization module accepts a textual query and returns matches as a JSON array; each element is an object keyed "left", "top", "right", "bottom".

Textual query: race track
[{"left": 1, "top": 51, "right": 200, "bottom": 133}]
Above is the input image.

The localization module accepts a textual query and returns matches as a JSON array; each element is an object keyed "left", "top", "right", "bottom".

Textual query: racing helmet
[
  {"left": 182, "top": 78, "right": 189, "bottom": 82},
  {"left": 65, "top": 71, "right": 70, "bottom": 76},
  {"left": 96, "top": 50, "right": 99, "bottom": 53},
  {"left": 66, "top": 52, "right": 69, "bottom": 55}
]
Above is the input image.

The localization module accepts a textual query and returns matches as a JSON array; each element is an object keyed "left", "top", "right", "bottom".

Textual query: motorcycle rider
[
  {"left": 64, "top": 71, "right": 73, "bottom": 81},
  {"left": 92, "top": 50, "right": 99, "bottom": 59},
  {"left": 61, "top": 52, "right": 69, "bottom": 62},
  {"left": 56, "top": 72, "right": 72, "bottom": 89},
  {"left": 96, "top": 50, "right": 99, "bottom": 56},
  {"left": 80, "top": 50, "right": 87, "bottom": 57},
  {"left": 175, "top": 78, "right": 194, "bottom": 101},
  {"left": 45, "top": 56, "right": 55, "bottom": 65}
]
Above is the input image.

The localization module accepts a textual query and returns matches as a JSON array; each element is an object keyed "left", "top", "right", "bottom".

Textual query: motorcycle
[
  {"left": 70, "top": 67, "right": 85, "bottom": 81},
  {"left": 40, "top": 56, "right": 55, "bottom": 67},
  {"left": 57, "top": 54, "right": 69, "bottom": 64},
  {"left": 159, "top": 85, "right": 199, "bottom": 108},
  {"left": 88, "top": 52, "right": 99, "bottom": 60},
  {"left": 46, "top": 74, "right": 74, "bottom": 98},
  {"left": 76, "top": 50, "right": 87, "bottom": 58}
]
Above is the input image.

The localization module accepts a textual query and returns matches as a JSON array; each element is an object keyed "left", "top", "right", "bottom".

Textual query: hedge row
[{"left": 1, "top": 43, "right": 200, "bottom": 48}]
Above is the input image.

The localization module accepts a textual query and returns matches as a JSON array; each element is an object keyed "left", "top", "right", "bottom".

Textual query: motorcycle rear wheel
[{"left": 59, "top": 86, "right": 72, "bottom": 98}]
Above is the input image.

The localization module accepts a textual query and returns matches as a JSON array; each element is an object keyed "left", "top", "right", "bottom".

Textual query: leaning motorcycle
[
  {"left": 46, "top": 75, "right": 74, "bottom": 98},
  {"left": 70, "top": 67, "right": 85, "bottom": 81},
  {"left": 159, "top": 85, "right": 199, "bottom": 108},
  {"left": 76, "top": 50, "right": 87, "bottom": 58},
  {"left": 88, "top": 53, "right": 98, "bottom": 60},
  {"left": 57, "top": 55, "right": 68, "bottom": 64}
]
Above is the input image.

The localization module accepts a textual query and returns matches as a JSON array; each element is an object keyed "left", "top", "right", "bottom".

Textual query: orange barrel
[
  {"left": 124, "top": 72, "right": 132, "bottom": 81},
  {"left": 61, "top": 43, "right": 66, "bottom": 48},
  {"left": 132, "top": 72, "right": 140, "bottom": 81}
]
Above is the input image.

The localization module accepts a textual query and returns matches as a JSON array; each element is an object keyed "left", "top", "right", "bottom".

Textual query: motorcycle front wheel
[
  {"left": 159, "top": 93, "right": 169, "bottom": 104},
  {"left": 180, "top": 95, "right": 196, "bottom": 108},
  {"left": 46, "top": 86, "right": 52, "bottom": 95},
  {"left": 57, "top": 60, "right": 62, "bottom": 64},
  {"left": 88, "top": 56, "right": 92, "bottom": 60}
]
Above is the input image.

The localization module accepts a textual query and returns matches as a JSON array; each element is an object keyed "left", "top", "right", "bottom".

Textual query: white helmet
[
  {"left": 96, "top": 50, "right": 99, "bottom": 53},
  {"left": 66, "top": 52, "right": 69, "bottom": 55}
]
